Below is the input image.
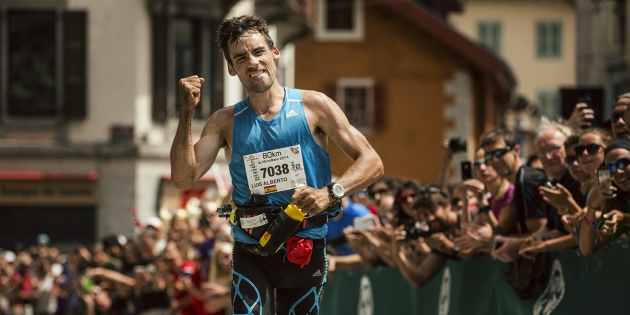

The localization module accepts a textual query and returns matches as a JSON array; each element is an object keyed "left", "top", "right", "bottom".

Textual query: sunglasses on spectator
[
  {"left": 473, "top": 159, "right": 486, "bottom": 169},
  {"left": 607, "top": 157, "right": 630, "bottom": 174},
  {"left": 368, "top": 189, "right": 390, "bottom": 198},
  {"left": 396, "top": 190, "right": 419, "bottom": 204},
  {"left": 612, "top": 102, "right": 630, "bottom": 121},
  {"left": 612, "top": 110, "right": 626, "bottom": 122},
  {"left": 484, "top": 146, "right": 512, "bottom": 161},
  {"left": 574, "top": 144, "right": 604, "bottom": 157},
  {"left": 565, "top": 155, "right": 578, "bottom": 165},
  {"left": 353, "top": 191, "right": 370, "bottom": 198}
]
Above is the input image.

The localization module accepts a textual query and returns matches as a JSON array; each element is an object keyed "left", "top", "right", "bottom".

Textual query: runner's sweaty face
[{"left": 227, "top": 31, "right": 280, "bottom": 94}]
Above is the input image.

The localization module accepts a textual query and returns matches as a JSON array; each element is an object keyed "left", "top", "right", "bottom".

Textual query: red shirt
[
  {"left": 172, "top": 261, "right": 197, "bottom": 315},
  {"left": 11, "top": 269, "right": 33, "bottom": 297},
  {"left": 190, "top": 268, "right": 225, "bottom": 315}
]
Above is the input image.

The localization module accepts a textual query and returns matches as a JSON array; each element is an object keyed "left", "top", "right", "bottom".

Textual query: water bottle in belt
[{"left": 258, "top": 204, "right": 305, "bottom": 255}]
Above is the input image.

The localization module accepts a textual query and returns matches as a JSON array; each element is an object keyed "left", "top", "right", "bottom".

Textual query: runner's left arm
[{"left": 292, "top": 90, "right": 384, "bottom": 215}]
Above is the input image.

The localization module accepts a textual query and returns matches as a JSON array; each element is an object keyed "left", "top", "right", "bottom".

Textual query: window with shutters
[
  {"left": 536, "top": 21, "right": 562, "bottom": 58},
  {"left": 334, "top": 78, "right": 381, "bottom": 133},
  {"left": 151, "top": 14, "right": 224, "bottom": 123},
  {"left": 315, "top": 0, "right": 364, "bottom": 42},
  {"left": 477, "top": 21, "right": 501, "bottom": 55},
  {"left": 0, "top": 4, "right": 86, "bottom": 122}
]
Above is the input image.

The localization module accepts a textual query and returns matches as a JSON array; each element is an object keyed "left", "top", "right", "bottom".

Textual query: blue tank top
[{"left": 230, "top": 87, "right": 331, "bottom": 242}]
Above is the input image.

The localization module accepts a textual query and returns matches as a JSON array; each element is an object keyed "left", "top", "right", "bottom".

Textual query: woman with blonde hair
[{"left": 203, "top": 242, "right": 233, "bottom": 315}]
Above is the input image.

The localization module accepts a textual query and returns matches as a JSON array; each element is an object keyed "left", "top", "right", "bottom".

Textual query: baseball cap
[{"left": 145, "top": 217, "right": 163, "bottom": 231}]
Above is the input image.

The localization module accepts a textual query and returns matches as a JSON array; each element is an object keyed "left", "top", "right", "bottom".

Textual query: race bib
[{"left": 244, "top": 145, "right": 307, "bottom": 195}]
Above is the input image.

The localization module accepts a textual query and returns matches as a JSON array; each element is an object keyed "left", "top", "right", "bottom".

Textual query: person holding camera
[
  {"left": 385, "top": 186, "right": 467, "bottom": 288},
  {"left": 452, "top": 146, "right": 515, "bottom": 256},
  {"left": 437, "top": 138, "right": 468, "bottom": 191},
  {"left": 579, "top": 139, "right": 630, "bottom": 256}
]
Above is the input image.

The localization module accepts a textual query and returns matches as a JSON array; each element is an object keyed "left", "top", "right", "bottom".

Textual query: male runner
[{"left": 170, "top": 15, "right": 383, "bottom": 315}]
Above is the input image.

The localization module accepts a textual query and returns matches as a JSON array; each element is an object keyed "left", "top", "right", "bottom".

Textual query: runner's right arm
[{"left": 170, "top": 75, "right": 228, "bottom": 190}]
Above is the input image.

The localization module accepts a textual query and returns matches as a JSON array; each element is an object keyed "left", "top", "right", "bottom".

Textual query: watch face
[{"left": 332, "top": 183, "right": 345, "bottom": 198}]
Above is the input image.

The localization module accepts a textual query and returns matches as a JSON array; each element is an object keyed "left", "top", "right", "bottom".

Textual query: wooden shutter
[
  {"left": 552, "top": 22, "right": 562, "bottom": 57},
  {"left": 373, "top": 82, "right": 386, "bottom": 132},
  {"left": 62, "top": 11, "right": 87, "bottom": 119},
  {"left": 152, "top": 13, "right": 168, "bottom": 122}
]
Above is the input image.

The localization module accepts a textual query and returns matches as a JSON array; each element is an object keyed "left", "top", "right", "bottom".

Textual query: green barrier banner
[{"left": 321, "top": 243, "right": 630, "bottom": 314}]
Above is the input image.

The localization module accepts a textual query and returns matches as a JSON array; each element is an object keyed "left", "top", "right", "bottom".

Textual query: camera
[
  {"left": 402, "top": 219, "right": 432, "bottom": 241},
  {"left": 448, "top": 137, "right": 467, "bottom": 153}
]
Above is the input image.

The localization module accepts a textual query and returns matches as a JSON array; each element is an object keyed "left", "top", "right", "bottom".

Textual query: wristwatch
[{"left": 327, "top": 182, "right": 345, "bottom": 202}]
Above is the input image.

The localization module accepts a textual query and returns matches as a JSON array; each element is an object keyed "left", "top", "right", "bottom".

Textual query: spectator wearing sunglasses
[
  {"left": 564, "top": 135, "right": 591, "bottom": 191},
  {"left": 612, "top": 93, "right": 630, "bottom": 140},
  {"left": 367, "top": 176, "right": 400, "bottom": 226},
  {"left": 580, "top": 139, "right": 630, "bottom": 256},
  {"left": 459, "top": 147, "right": 517, "bottom": 236},
  {"left": 479, "top": 129, "right": 550, "bottom": 263},
  {"left": 392, "top": 179, "right": 423, "bottom": 228},
  {"left": 519, "top": 135, "right": 591, "bottom": 257},
  {"left": 557, "top": 135, "right": 593, "bottom": 241},
  {"left": 352, "top": 190, "right": 378, "bottom": 215},
  {"left": 449, "top": 148, "right": 502, "bottom": 257},
  {"left": 575, "top": 128, "right": 612, "bottom": 198}
]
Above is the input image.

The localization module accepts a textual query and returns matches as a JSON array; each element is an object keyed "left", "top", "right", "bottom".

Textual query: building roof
[{"left": 374, "top": 0, "right": 516, "bottom": 103}]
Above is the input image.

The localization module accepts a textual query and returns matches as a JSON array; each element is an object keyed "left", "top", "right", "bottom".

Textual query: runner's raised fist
[{"left": 179, "top": 75, "right": 205, "bottom": 111}]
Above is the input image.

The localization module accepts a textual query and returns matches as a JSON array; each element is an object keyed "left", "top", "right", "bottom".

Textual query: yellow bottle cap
[
  {"left": 285, "top": 204, "right": 306, "bottom": 221},
  {"left": 229, "top": 207, "right": 237, "bottom": 225}
]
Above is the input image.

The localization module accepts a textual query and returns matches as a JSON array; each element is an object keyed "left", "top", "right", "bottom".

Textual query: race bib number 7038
[{"left": 243, "top": 145, "right": 307, "bottom": 195}]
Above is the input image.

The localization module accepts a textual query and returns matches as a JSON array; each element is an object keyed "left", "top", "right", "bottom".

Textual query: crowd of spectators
[
  {"left": 3, "top": 95, "right": 630, "bottom": 314},
  {"left": 326, "top": 93, "right": 630, "bottom": 299},
  {"left": 0, "top": 196, "right": 234, "bottom": 315}
]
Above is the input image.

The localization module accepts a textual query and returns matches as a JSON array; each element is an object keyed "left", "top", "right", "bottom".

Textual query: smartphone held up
[
  {"left": 597, "top": 166, "right": 613, "bottom": 196},
  {"left": 461, "top": 161, "right": 472, "bottom": 181}
]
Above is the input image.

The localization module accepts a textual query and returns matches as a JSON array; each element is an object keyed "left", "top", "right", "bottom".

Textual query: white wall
[
  {"left": 66, "top": 0, "right": 152, "bottom": 144},
  {"left": 450, "top": 2, "right": 576, "bottom": 104}
]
